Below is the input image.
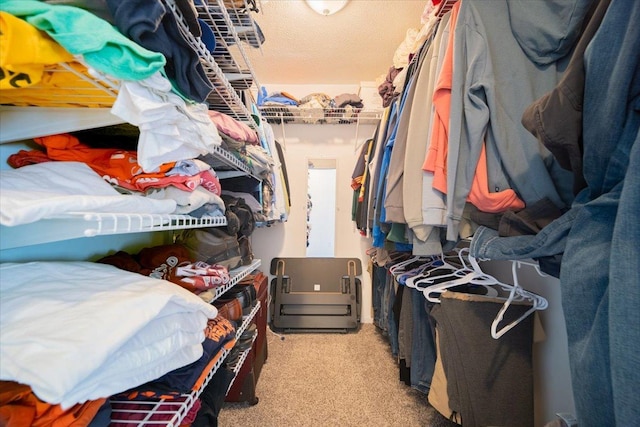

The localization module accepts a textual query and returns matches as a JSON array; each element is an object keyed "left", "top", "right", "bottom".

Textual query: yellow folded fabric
[
  {"left": 0, "top": 62, "right": 115, "bottom": 107},
  {"left": 0, "top": 11, "right": 73, "bottom": 89}
]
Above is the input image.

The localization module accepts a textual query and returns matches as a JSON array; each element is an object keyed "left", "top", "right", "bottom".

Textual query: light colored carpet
[{"left": 218, "top": 324, "right": 448, "bottom": 427}]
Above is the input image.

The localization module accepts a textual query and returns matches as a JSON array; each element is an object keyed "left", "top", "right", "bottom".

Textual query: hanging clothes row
[
  {"left": 358, "top": 0, "right": 639, "bottom": 425},
  {"left": 352, "top": 0, "right": 582, "bottom": 274},
  {"left": 369, "top": 243, "right": 547, "bottom": 426}
]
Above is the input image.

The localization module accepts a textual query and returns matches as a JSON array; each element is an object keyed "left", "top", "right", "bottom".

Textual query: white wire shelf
[
  {"left": 109, "top": 261, "right": 261, "bottom": 427},
  {"left": 1, "top": 1, "right": 265, "bottom": 146},
  {"left": 0, "top": 60, "right": 119, "bottom": 110},
  {"left": 196, "top": 0, "right": 263, "bottom": 84},
  {"left": 208, "top": 259, "right": 262, "bottom": 303},
  {"left": 258, "top": 106, "right": 383, "bottom": 125},
  {"left": 224, "top": 299, "right": 261, "bottom": 393},
  {"left": 234, "top": 299, "right": 261, "bottom": 339},
  {"left": 0, "top": 106, "right": 124, "bottom": 144},
  {"left": 203, "top": 144, "right": 261, "bottom": 180},
  {"left": 0, "top": 213, "right": 227, "bottom": 251},
  {"left": 225, "top": 328, "right": 259, "bottom": 394},
  {"left": 0, "top": 60, "right": 124, "bottom": 144},
  {"left": 109, "top": 344, "right": 231, "bottom": 427},
  {"left": 163, "top": 0, "right": 258, "bottom": 127}
]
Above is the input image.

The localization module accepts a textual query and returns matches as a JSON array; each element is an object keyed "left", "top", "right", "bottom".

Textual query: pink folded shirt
[{"left": 207, "top": 110, "right": 259, "bottom": 145}]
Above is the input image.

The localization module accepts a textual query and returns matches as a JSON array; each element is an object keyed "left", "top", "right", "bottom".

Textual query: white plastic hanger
[
  {"left": 406, "top": 252, "right": 468, "bottom": 290},
  {"left": 389, "top": 255, "right": 433, "bottom": 275},
  {"left": 490, "top": 260, "right": 548, "bottom": 339},
  {"left": 421, "top": 252, "right": 500, "bottom": 301},
  {"left": 410, "top": 249, "right": 473, "bottom": 291},
  {"left": 397, "top": 258, "right": 438, "bottom": 285},
  {"left": 403, "top": 257, "right": 454, "bottom": 288}
]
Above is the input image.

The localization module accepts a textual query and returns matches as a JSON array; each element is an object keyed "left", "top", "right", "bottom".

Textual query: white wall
[
  {"left": 251, "top": 120, "right": 378, "bottom": 323},
  {"left": 480, "top": 259, "right": 576, "bottom": 426}
]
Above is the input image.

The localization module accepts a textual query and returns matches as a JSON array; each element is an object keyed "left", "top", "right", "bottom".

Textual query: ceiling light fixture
[{"left": 305, "top": 0, "right": 349, "bottom": 16}]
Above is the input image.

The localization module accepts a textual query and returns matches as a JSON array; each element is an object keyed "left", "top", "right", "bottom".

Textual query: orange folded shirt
[{"left": 0, "top": 381, "right": 106, "bottom": 427}]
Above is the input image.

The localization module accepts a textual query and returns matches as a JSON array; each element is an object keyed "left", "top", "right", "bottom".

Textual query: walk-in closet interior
[{"left": 0, "top": 0, "right": 638, "bottom": 426}]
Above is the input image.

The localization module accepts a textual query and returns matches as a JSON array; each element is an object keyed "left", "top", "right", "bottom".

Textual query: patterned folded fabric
[
  {"left": 177, "top": 272, "right": 230, "bottom": 291},
  {"left": 177, "top": 261, "right": 227, "bottom": 277}
]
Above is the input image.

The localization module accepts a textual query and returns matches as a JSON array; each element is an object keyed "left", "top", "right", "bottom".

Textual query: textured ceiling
[{"left": 245, "top": 0, "right": 428, "bottom": 86}]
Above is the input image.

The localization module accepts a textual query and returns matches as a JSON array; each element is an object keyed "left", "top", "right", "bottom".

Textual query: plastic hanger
[
  {"left": 410, "top": 248, "right": 475, "bottom": 291},
  {"left": 389, "top": 255, "right": 434, "bottom": 276},
  {"left": 405, "top": 255, "right": 464, "bottom": 289},
  {"left": 406, "top": 247, "right": 483, "bottom": 290},
  {"left": 388, "top": 251, "right": 411, "bottom": 264},
  {"left": 490, "top": 260, "right": 548, "bottom": 339},
  {"left": 413, "top": 267, "right": 470, "bottom": 292},
  {"left": 421, "top": 252, "right": 500, "bottom": 302},
  {"left": 400, "top": 257, "right": 445, "bottom": 287}
]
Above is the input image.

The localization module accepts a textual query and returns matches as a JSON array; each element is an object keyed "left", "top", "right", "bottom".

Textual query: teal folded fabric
[{"left": 0, "top": 0, "right": 166, "bottom": 81}]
